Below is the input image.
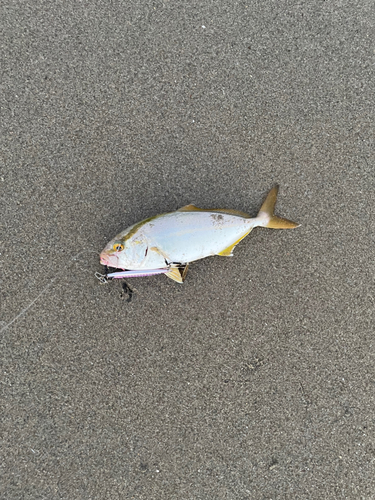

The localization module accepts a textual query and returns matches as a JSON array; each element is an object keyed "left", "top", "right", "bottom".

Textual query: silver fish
[{"left": 100, "top": 186, "right": 299, "bottom": 283}]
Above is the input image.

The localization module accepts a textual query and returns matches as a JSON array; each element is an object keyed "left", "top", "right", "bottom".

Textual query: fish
[{"left": 99, "top": 186, "right": 299, "bottom": 283}]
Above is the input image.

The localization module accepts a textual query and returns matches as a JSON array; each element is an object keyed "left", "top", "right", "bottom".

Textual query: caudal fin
[{"left": 258, "top": 186, "right": 300, "bottom": 229}]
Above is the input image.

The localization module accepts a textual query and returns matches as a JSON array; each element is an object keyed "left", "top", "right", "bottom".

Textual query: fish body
[{"left": 100, "top": 186, "right": 299, "bottom": 282}]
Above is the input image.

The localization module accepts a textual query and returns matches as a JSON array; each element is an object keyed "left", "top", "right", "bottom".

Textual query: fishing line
[{"left": 0, "top": 249, "right": 101, "bottom": 334}]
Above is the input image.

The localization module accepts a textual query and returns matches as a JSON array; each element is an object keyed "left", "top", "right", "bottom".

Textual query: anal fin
[
  {"left": 217, "top": 229, "right": 253, "bottom": 256},
  {"left": 166, "top": 264, "right": 189, "bottom": 283}
]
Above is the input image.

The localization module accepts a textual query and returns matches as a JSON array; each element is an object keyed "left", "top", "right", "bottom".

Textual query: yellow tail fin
[{"left": 258, "top": 186, "right": 300, "bottom": 229}]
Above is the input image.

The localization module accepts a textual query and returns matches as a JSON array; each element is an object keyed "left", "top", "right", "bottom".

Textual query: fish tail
[{"left": 257, "top": 186, "right": 300, "bottom": 229}]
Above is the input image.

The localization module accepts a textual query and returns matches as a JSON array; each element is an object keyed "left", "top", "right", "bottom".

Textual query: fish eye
[{"left": 113, "top": 242, "right": 124, "bottom": 252}]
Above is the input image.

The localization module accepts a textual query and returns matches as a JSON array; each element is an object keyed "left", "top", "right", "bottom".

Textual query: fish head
[
  {"left": 100, "top": 239, "right": 126, "bottom": 269},
  {"left": 100, "top": 236, "right": 148, "bottom": 270}
]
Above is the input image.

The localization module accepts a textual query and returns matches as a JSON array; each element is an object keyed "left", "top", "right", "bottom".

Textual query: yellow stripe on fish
[{"left": 100, "top": 186, "right": 300, "bottom": 283}]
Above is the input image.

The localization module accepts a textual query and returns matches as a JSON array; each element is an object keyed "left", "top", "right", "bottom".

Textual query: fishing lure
[{"left": 99, "top": 186, "right": 299, "bottom": 283}]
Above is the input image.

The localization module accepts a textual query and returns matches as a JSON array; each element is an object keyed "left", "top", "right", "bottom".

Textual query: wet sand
[{"left": 1, "top": 1, "right": 374, "bottom": 498}]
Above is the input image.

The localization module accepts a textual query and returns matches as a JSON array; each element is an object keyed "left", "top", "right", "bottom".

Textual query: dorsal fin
[
  {"left": 178, "top": 205, "right": 250, "bottom": 218},
  {"left": 178, "top": 204, "right": 202, "bottom": 212},
  {"left": 209, "top": 208, "right": 250, "bottom": 218}
]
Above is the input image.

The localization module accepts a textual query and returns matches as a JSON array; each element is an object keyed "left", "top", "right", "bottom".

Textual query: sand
[{"left": 1, "top": 1, "right": 374, "bottom": 498}]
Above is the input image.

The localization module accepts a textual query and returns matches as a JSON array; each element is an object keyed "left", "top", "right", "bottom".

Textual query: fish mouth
[
  {"left": 100, "top": 253, "right": 111, "bottom": 266},
  {"left": 100, "top": 251, "right": 120, "bottom": 268}
]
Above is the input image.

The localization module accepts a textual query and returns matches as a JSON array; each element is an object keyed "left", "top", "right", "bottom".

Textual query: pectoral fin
[
  {"left": 166, "top": 264, "right": 189, "bottom": 283},
  {"left": 217, "top": 229, "right": 253, "bottom": 256}
]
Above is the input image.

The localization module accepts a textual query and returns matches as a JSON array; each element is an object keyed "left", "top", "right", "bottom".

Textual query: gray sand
[{"left": 1, "top": 1, "right": 374, "bottom": 498}]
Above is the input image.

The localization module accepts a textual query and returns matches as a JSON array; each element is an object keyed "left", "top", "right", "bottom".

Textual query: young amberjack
[{"left": 100, "top": 186, "right": 299, "bottom": 283}]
